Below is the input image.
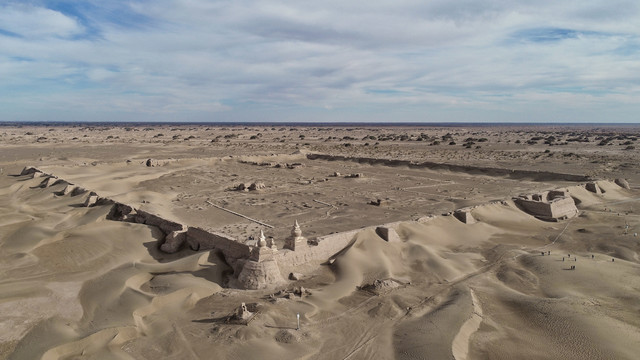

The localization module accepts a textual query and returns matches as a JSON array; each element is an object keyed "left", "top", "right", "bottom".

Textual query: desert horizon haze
[{"left": 1, "top": 1, "right": 640, "bottom": 123}]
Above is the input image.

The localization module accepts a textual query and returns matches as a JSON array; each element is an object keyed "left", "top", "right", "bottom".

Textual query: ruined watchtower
[{"left": 284, "top": 220, "right": 307, "bottom": 251}]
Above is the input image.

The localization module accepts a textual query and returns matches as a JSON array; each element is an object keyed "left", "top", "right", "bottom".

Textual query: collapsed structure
[{"left": 18, "top": 166, "right": 631, "bottom": 290}]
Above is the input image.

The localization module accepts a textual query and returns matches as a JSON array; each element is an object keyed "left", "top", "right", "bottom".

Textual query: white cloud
[
  {"left": 0, "top": 0, "right": 639, "bottom": 122},
  {"left": 0, "top": 4, "right": 83, "bottom": 38}
]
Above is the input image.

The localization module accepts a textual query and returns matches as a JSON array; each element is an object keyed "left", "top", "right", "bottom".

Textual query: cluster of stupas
[{"left": 253, "top": 220, "right": 307, "bottom": 252}]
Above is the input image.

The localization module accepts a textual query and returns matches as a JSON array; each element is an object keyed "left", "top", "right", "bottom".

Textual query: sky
[{"left": 1, "top": 0, "right": 639, "bottom": 123}]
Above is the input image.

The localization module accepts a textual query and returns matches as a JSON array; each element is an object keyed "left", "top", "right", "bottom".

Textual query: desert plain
[{"left": 0, "top": 123, "right": 639, "bottom": 360}]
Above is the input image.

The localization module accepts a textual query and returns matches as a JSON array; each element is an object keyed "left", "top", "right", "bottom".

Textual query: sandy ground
[{"left": 1, "top": 124, "right": 639, "bottom": 359}]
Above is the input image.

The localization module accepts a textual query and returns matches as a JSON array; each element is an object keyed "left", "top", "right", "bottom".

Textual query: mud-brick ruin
[
  {"left": 514, "top": 190, "right": 579, "bottom": 221},
  {"left": 18, "top": 161, "right": 631, "bottom": 290}
]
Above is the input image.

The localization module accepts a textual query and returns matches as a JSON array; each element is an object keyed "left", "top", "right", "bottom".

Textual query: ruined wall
[
  {"left": 547, "top": 190, "right": 567, "bottom": 200},
  {"left": 453, "top": 210, "right": 476, "bottom": 224},
  {"left": 134, "top": 210, "right": 184, "bottom": 233},
  {"left": 515, "top": 195, "right": 578, "bottom": 220},
  {"left": 273, "top": 221, "right": 408, "bottom": 274},
  {"left": 585, "top": 182, "right": 603, "bottom": 194},
  {"left": 186, "top": 227, "right": 251, "bottom": 260},
  {"left": 273, "top": 229, "right": 359, "bottom": 274},
  {"left": 307, "top": 154, "right": 592, "bottom": 182},
  {"left": 515, "top": 199, "right": 554, "bottom": 218},
  {"left": 549, "top": 197, "right": 579, "bottom": 219},
  {"left": 18, "top": 165, "right": 626, "bottom": 290}
]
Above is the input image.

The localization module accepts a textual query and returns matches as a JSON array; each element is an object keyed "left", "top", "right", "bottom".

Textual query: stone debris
[
  {"left": 144, "top": 158, "right": 170, "bottom": 167},
  {"left": 369, "top": 198, "right": 390, "bottom": 206},
  {"left": 289, "top": 272, "right": 303, "bottom": 281},
  {"left": 248, "top": 182, "right": 265, "bottom": 191},
  {"left": 233, "top": 182, "right": 266, "bottom": 192},
  {"left": 346, "top": 173, "right": 364, "bottom": 178},
  {"left": 286, "top": 163, "right": 304, "bottom": 169},
  {"left": 228, "top": 302, "right": 261, "bottom": 323},
  {"left": 269, "top": 287, "right": 312, "bottom": 303},
  {"left": 416, "top": 215, "right": 437, "bottom": 223},
  {"left": 234, "top": 302, "right": 253, "bottom": 321},
  {"left": 234, "top": 183, "right": 249, "bottom": 191}
]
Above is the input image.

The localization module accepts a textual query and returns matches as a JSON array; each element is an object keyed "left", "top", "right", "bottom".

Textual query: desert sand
[{"left": 1, "top": 123, "right": 639, "bottom": 359}]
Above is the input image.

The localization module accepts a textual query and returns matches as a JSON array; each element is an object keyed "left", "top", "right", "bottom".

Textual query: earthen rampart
[
  {"left": 17, "top": 165, "right": 631, "bottom": 290},
  {"left": 306, "top": 153, "right": 592, "bottom": 182}
]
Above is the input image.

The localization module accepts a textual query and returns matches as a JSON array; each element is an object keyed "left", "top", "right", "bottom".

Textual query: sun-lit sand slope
[
  {"left": 0, "top": 171, "right": 226, "bottom": 359},
  {"left": 1, "top": 124, "right": 639, "bottom": 360}
]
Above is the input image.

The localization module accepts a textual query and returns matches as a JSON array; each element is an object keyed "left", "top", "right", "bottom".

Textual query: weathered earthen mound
[
  {"left": 369, "top": 198, "right": 390, "bottom": 206},
  {"left": 237, "top": 259, "right": 285, "bottom": 290},
  {"left": 275, "top": 329, "right": 298, "bottom": 343},
  {"left": 233, "top": 182, "right": 266, "bottom": 191},
  {"left": 615, "top": 178, "right": 631, "bottom": 189},
  {"left": 585, "top": 182, "right": 603, "bottom": 194},
  {"left": 375, "top": 226, "right": 401, "bottom": 242},
  {"left": 454, "top": 209, "right": 476, "bottom": 224},
  {"left": 19, "top": 166, "right": 38, "bottom": 176},
  {"left": 83, "top": 192, "right": 99, "bottom": 207},
  {"left": 360, "top": 278, "right": 402, "bottom": 294}
]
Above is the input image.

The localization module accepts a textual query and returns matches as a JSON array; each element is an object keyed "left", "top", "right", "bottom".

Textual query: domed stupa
[{"left": 284, "top": 220, "right": 307, "bottom": 251}]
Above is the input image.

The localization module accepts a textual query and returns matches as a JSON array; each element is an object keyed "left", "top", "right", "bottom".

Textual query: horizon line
[{"left": 1, "top": 121, "right": 640, "bottom": 128}]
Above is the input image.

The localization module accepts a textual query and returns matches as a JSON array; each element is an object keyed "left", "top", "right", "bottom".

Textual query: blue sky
[{"left": 1, "top": 0, "right": 639, "bottom": 123}]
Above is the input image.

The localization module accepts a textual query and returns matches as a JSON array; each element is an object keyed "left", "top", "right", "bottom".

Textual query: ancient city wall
[
  {"left": 273, "top": 228, "right": 360, "bottom": 272},
  {"left": 306, "top": 153, "right": 592, "bottom": 182},
  {"left": 186, "top": 227, "right": 251, "bottom": 259},
  {"left": 17, "top": 165, "right": 630, "bottom": 290}
]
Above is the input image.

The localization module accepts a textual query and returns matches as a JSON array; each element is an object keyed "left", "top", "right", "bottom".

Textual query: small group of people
[{"left": 542, "top": 251, "right": 618, "bottom": 267}]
